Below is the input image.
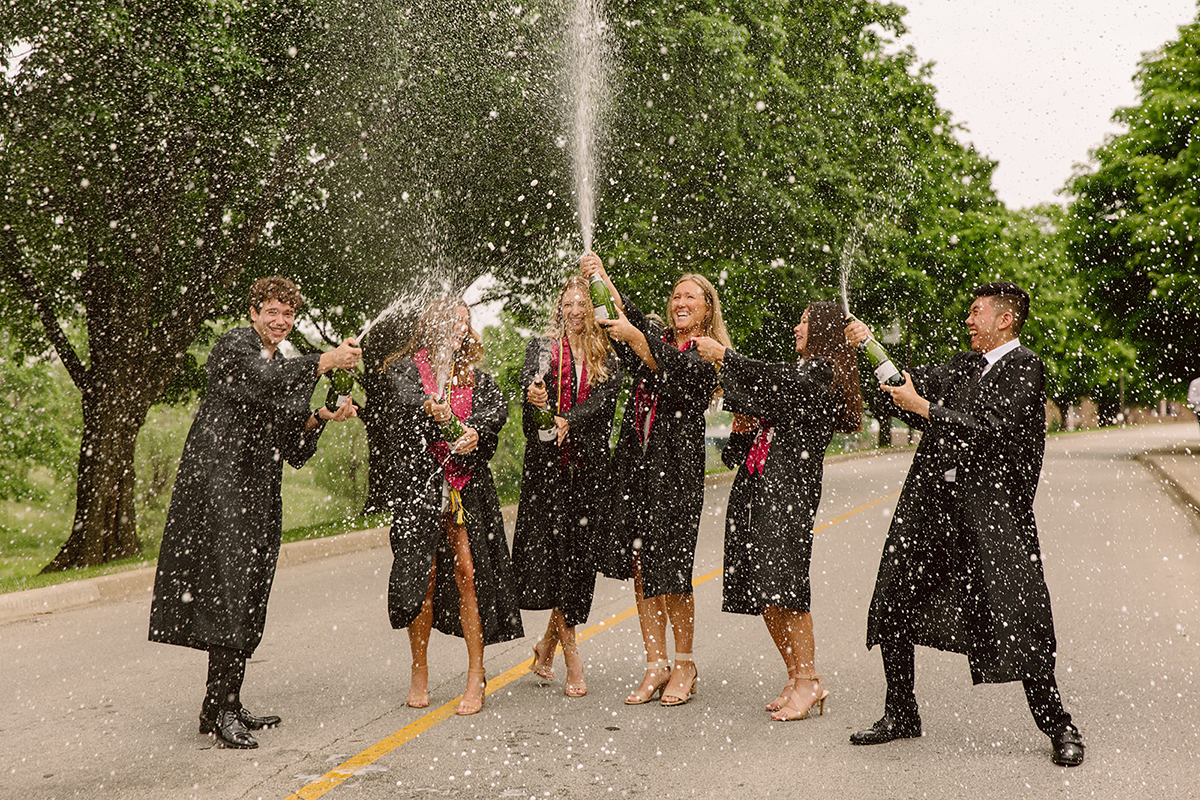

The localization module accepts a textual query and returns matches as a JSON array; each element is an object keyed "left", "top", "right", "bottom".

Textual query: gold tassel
[{"left": 448, "top": 487, "right": 466, "bottom": 526}]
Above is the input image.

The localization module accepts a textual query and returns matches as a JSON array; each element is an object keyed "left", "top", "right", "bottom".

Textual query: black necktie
[{"left": 966, "top": 352, "right": 986, "bottom": 394}]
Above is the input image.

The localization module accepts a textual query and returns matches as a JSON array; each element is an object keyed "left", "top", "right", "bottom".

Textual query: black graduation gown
[
  {"left": 512, "top": 338, "right": 623, "bottom": 627},
  {"left": 719, "top": 354, "right": 837, "bottom": 616},
  {"left": 865, "top": 345, "right": 1059, "bottom": 684},
  {"left": 600, "top": 296, "right": 719, "bottom": 598},
  {"left": 149, "top": 327, "right": 325, "bottom": 657},
  {"left": 385, "top": 362, "right": 524, "bottom": 646}
]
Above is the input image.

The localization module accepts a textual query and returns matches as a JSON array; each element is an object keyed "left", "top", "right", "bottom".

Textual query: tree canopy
[{"left": 1066, "top": 13, "right": 1200, "bottom": 405}]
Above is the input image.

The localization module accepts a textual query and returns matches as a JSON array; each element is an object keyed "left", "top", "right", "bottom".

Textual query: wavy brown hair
[
  {"left": 803, "top": 301, "right": 863, "bottom": 433},
  {"left": 383, "top": 297, "right": 482, "bottom": 388},
  {"left": 249, "top": 276, "right": 303, "bottom": 311},
  {"left": 545, "top": 275, "right": 613, "bottom": 386}
]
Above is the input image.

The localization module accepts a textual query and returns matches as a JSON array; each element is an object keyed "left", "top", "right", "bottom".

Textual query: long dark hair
[{"left": 804, "top": 302, "right": 862, "bottom": 433}]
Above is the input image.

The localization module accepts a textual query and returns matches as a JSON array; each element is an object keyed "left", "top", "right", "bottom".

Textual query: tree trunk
[{"left": 42, "top": 387, "right": 145, "bottom": 572}]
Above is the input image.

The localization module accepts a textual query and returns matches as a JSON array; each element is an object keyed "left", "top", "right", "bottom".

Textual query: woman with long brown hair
[
  {"left": 695, "top": 301, "right": 863, "bottom": 721},
  {"left": 384, "top": 297, "right": 522, "bottom": 716},
  {"left": 512, "top": 274, "right": 623, "bottom": 697},
  {"left": 584, "top": 253, "right": 730, "bottom": 708}
]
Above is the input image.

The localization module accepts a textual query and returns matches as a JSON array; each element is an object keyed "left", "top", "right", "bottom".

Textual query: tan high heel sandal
[
  {"left": 406, "top": 663, "right": 429, "bottom": 709},
  {"left": 770, "top": 674, "right": 828, "bottom": 721},
  {"left": 530, "top": 638, "right": 556, "bottom": 683},
  {"left": 562, "top": 642, "right": 587, "bottom": 698},
  {"left": 660, "top": 653, "right": 698, "bottom": 707},
  {"left": 624, "top": 659, "right": 670, "bottom": 705},
  {"left": 456, "top": 668, "right": 487, "bottom": 716},
  {"left": 766, "top": 670, "right": 801, "bottom": 713}
]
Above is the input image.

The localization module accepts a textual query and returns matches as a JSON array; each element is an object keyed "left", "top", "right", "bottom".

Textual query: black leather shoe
[
  {"left": 1050, "top": 726, "right": 1084, "bottom": 767},
  {"left": 850, "top": 714, "right": 922, "bottom": 745},
  {"left": 236, "top": 708, "right": 282, "bottom": 730},
  {"left": 199, "top": 709, "right": 259, "bottom": 749}
]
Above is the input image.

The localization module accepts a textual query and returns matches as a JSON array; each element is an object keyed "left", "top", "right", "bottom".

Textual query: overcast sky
[{"left": 895, "top": 0, "right": 1198, "bottom": 208}]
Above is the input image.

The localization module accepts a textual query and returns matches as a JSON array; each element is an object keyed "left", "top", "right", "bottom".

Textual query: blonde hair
[
  {"left": 669, "top": 273, "right": 732, "bottom": 348},
  {"left": 383, "top": 297, "right": 482, "bottom": 387},
  {"left": 545, "top": 275, "right": 613, "bottom": 386}
]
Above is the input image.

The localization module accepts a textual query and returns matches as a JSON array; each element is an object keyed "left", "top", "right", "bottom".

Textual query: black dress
[
  {"left": 512, "top": 337, "right": 623, "bottom": 627},
  {"left": 718, "top": 353, "right": 837, "bottom": 616},
  {"left": 149, "top": 327, "right": 325, "bottom": 657},
  {"left": 385, "top": 360, "right": 524, "bottom": 645},
  {"left": 600, "top": 296, "right": 719, "bottom": 599}
]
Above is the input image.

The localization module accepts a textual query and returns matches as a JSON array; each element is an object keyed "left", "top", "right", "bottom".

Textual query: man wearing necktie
[{"left": 844, "top": 282, "right": 1084, "bottom": 767}]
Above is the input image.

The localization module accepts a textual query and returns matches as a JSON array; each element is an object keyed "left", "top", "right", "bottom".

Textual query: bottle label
[
  {"left": 538, "top": 427, "right": 557, "bottom": 442},
  {"left": 593, "top": 303, "right": 611, "bottom": 321},
  {"left": 874, "top": 361, "right": 900, "bottom": 383}
]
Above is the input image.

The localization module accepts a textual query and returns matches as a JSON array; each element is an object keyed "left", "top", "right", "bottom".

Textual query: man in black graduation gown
[
  {"left": 845, "top": 282, "right": 1084, "bottom": 767},
  {"left": 149, "top": 277, "right": 361, "bottom": 749}
]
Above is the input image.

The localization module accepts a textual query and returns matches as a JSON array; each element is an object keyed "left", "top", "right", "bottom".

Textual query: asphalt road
[{"left": 3, "top": 423, "right": 1198, "bottom": 800}]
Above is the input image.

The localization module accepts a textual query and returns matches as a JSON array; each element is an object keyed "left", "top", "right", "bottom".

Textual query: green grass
[{"left": 0, "top": 390, "right": 382, "bottom": 595}]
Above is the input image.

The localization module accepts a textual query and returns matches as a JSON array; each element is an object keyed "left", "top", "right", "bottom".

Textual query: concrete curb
[{"left": 1135, "top": 448, "right": 1200, "bottom": 534}]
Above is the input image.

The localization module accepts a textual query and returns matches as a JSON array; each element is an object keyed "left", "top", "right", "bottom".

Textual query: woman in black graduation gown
[
  {"left": 583, "top": 253, "right": 731, "bottom": 707},
  {"left": 384, "top": 298, "right": 522, "bottom": 716},
  {"left": 512, "top": 274, "right": 623, "bottom": 697},
  {"left": 695, "top": 301, "right": 862, "bottom": 721}
]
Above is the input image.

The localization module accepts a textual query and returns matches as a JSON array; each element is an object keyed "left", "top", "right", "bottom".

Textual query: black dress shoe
[
  {"left": 850, "top": 714, "right": 922, "bottom": 745},
  {"left": 236, "top": 708, "right": 282, "bottom": 730},
  {"left": 1050, "top": 726, "right": 1084, "bottom": 767},
  {"left": 199, "top": 709, "right": 259, "bottom": 749}
]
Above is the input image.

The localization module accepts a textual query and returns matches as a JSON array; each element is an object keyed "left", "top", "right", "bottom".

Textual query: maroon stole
[{"left": 554, "top": 336, "right": 590, "bottom": 467}]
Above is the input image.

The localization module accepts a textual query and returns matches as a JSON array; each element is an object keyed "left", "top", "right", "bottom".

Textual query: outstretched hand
[
  {"left": 320, "top": 338, "right": 362, "bottom": 374},
  {"left": 844, "top": 319, "right": 871, "bottom": 348}
]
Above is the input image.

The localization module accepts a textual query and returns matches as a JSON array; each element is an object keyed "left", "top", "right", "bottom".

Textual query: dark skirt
[{"left": 512, "top": 455, "right": 600, "bottom": 628}]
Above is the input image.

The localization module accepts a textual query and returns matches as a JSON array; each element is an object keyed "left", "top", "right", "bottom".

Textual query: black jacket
[
  {"left": 600, "top": 296, "right": 718, "bottom": 598},
  {"left": 866, "top": 345, "right": 1058, "bottom": 684},
  {"left": 512, "top": 337, "right": 622, "bottom": 627},
  {"left": 149, "top": 327, "right": 324, "bottom": 656}
]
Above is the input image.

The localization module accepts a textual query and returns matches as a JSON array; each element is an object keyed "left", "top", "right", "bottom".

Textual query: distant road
[{"left": 3, "top": 423, "right": 1198, "bottom": 799}]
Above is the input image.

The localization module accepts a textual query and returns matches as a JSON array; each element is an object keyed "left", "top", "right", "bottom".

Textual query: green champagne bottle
[
  {"left": 589, "top": 273, "right": 618, "bottom": 321},
  {"left": 846, "top": 313, "right": 904, "bottom": 387},
  {"left": 531, "top": 375, "right": 557, "bottom": 442},
  {"left": 324, "top": 369, "right": 355, "bottom": 412},
  {"left": 431, "top": 392, "right": 465, "bottom": 443}
]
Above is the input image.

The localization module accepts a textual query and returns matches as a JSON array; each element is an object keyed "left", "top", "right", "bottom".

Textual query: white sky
[{"left": 896, "top": 0, "right": 1198, "bottom": 208}]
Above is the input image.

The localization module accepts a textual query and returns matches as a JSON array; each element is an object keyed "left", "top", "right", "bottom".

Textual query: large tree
[
  {"left": 0, "top": 0, "right": 409, "bottom": 570},
  {"left": 1066, "top": 14, "right": 1200, "bottom": 405}
]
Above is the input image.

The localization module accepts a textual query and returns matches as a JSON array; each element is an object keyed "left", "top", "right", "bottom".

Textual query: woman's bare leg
[
  {"left": 447, "top": 520, "right": 486, "bottom": 714},
  {"left": 406, "top": 567, "right": 437, "bottom": 708}
]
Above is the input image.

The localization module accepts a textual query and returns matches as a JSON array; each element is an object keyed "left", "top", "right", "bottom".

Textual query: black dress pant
[
  {"left": 881, "top": 640, "right": 1074, "bottom": 737},
  {"left": 202, "top": 645, "right": 247, "bottom": 718}
]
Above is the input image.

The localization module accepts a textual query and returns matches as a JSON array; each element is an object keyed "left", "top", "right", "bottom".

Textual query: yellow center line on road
[{"left": 285, "top": 490, "right": 899, "bottom": 799}]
